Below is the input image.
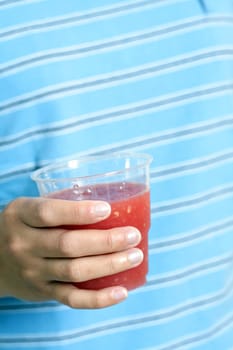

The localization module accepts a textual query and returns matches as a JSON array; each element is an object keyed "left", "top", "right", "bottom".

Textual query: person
[{"left": 0, "top": 0, "right": 233, "bottom": 349}]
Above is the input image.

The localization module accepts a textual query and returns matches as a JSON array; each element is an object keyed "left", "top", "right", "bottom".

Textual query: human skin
[{"left": 0, "top": 197, "right": 143, "bottom": 309}]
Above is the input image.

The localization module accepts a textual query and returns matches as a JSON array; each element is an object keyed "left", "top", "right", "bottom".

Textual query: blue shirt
[{"left": 0, "top": 0, "right": 233, "bottom": 349}]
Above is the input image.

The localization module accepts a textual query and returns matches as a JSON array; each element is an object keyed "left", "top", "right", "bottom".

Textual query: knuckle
[
  {"left": 21, "top": 268, "right": 36, "bottom": 282},
  {"left": 64, "top": 291, "right": 78, "bottom": 309},
  {"left": 68, "top": 203, "right": 82, "bottom": 223},
  {"left": 57, "top": 233, "right": 73, "bottom": 256},
  {"left": 35, "top": 200, "right": 52, "bottom": 225},
  {"left": 3, "top": 203, "right": 14, "bottom": 223},
  {"left": 107, "top": 255, "right": 119, "bottom": 275},
  {"left": 7, "top": 236, "right": 24, "bottom": 256},
  {"left": 66, "top": 261, "right": 81, "bottom": 282},
  {"left": 105, "top": 229, "right": 115, "bottom": 250},
  {"left": 105, "top": 229, "right": 126, "bottom": 251},
  {"left": 91, "top": 292, "right": 106, "bottom": 309},
  {"left": 3, "top": 199, "right": 20, "bottom": 225}
]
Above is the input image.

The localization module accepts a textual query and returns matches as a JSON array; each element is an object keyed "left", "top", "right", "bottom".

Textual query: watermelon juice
[{"left": 49, "top": 181, "right": 150, "bottom": 291}]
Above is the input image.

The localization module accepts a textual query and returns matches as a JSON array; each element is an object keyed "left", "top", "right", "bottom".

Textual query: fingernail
[
  {"left": 93, "top": 202, "right": 111, "bottom": 217},
  {"left": 127, "top": 229, "right": 141, "bottom": 246},
  {"left": 111, "top": 287, "right": 128, "bottom": 301},
  {"left": 128, "top": 249, "right": 144, "bottom": 266}
]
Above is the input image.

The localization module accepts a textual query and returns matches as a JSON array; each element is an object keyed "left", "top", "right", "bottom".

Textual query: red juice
[{"left": 49, "top": 182, "right": 150, "bottom": 290}]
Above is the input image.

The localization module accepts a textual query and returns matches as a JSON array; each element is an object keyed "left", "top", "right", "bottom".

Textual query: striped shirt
[{"left": 0, "top": 0, "right": 233, "bottom": 349}]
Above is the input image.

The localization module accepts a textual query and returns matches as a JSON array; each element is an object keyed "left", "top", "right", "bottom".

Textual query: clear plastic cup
[{"left": 31, "top": 152, "right": 152, "bottom": 291}]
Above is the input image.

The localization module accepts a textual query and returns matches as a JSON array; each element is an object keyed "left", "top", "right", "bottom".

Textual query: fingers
[
  {"left": 2, "top": 197, "right": 142, "bottom": 309},
  {"left": 33, "top": 226, "right": 141, "bottom": 258},
  {"left": 43, "top": 248, "right": 144, "bottom": 282},
  {"left": 48, "top": 283, "right": 128, "bottom": 309},
  {"left": 17, "top": 197, "right": 111, "bottom": 228}
]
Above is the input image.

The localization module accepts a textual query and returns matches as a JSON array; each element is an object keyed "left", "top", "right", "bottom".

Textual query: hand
[{"left": 0, "top": 197, "right": 143, "bottom": 309}]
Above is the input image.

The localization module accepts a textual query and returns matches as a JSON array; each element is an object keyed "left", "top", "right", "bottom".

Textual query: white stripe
[
  {"left": 1, "top": 97, "right": 233, "bottom": 153},
  {"left": 149, "top": 216, "right": 233, "bottom": 252},
  {"left": 0, "top": 13, "right": 232, "bottom": 47},
  {"left": 145, "top": 253, "right": 233, "bottom": 290},
  {"left": 144, "top": 311, "right": 233, "bottom": 350},
  {"left": 152, "top": 182, "right": 233, "bottom": 217},
  {"left": 2, "top": 279, "right": 232, "bottom": 346},
  {"left": 0, "top": 302, "right": 64, "bottom": 315},
  {"left": 1, "top": 41, "right": 232, "bottom": 79},
  {"left": 78, "top": 111, "right": 233, "bottom": 157},
  {"left": 0, "top": 162, "right": 35, "bottom": 180},
  {"left": 0, "top": 77, "right": 231, "bottom": 123},
  {"left": 1, "top": 114, "right": 233, "bottom": 179},
  {"left": 0, "top": 0, "right": 42, "bottom": 10},
  {"left": 0, "top": 0, "right": 191, "bottom": 41},
  {"left": 151, "top": 146, "right": 233, "bottom": 182}
]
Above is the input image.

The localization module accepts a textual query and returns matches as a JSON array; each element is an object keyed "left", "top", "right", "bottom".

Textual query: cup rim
[{"left": 31, "top": 152, "right": 153, "bottom": 184}]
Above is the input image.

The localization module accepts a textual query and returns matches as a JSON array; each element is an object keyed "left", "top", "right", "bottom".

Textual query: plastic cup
[{"left": 31, "top": 152, "right": 152, "bottom": 291}]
